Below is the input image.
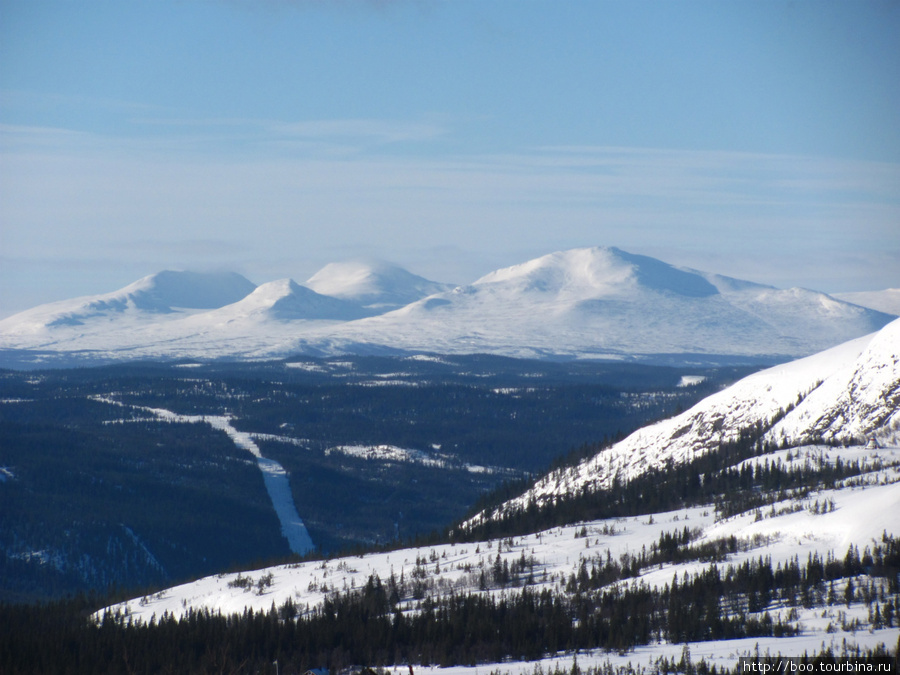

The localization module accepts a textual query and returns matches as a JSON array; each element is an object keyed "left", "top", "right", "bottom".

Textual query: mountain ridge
[
  {"left": 0, "top": 247, "right": 894, "bottom": 368},
  {"left": 316, "top": 247, "right": 894, "bottom": 362},
  {"left": 305, "top": 259, "right": 455, "bottom": 312},
  {"left": 0, "top": 270, "right": 257, "bottom": 332},
  {"left": 464, "top": 316, "right": 900, "bottom": 530},
  {"left": 193, "top": 278, "right": 369, "bottom": 323}
]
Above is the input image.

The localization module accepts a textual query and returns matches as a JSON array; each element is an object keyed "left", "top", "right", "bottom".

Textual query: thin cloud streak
[{"left": 1, "top": 122, "right": 898, "bottom": 316}]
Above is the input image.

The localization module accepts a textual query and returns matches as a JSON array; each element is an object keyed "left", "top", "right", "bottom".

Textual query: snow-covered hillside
[
  {"left": 106, "top": 473, "right": 900, "bottom": 623},
  {"left": 0, "top": 248, "right": 894, "bottom": 367},
  {"left": 835, "top": 289, "right": 900, "bottom": 316},
  {"left": 0, "top": 270, "right": 256, "bottom": 332},
  {"left": 98, "top": 319, "right": 900, "bottom": 666},
  {"left": 318, "top": 248, "right": 894, "bottom": 362},
  {"left": 305, "top": 259, "right": 455, "bottom": 312},
  {"left": 469, "top": 317, "right": 900, "bottom": 526},
  {"left": 101, "top": 451, "right": 900, "bottom": 666},
  {"left": 184, "top": 279, "right": 367, "bottom": 323}
]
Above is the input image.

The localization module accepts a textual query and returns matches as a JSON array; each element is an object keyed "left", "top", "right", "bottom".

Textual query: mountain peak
[
  {"left": 474, "top": 247, "right": 719, "bottom": 298},
  {"left": 306, "top": 259, "right": 453, "bottom": 310},
  {"left": 208, "top": 278, "right": 367, "bottom": 322},
  {"left": 0, "top": 270, "right": 257, "bottom": 331},
  {"left": 123, "top": 270, "right": 258, "bottom": 310}
]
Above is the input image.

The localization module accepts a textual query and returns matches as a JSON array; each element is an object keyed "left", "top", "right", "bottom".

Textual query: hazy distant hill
[
  {"left": 834, "top": 288, "right": 900, "bottom": 316},
  {"left": 0, "top": 247, "right": 894, "bottom": 367},
  {"left": 305, "top": 259, "right": 455, "bottom": 313}
]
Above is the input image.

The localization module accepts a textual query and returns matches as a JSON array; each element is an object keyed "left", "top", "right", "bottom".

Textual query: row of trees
[
  {"left": 454, "top": 426, "right": 872, "bottom": 543},
  {"left": 3, "top": 534, "right": 897, "bottom": 673}
]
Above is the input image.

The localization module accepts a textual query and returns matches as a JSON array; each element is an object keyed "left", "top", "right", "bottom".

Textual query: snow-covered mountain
[
  {"left": 834, "top": 288, "right": 900, "bottom": 316},
  {"left": 0, "top": 270, "right": 256, "bottom": 332},
  {"left": 190, "top": 279, "right": 367, "bottom": 323},
  {"left": 305, "top": 259, "right": 454, "bottom": 313},
  {"left": 315, "top": 247, "right": 895, "bottom": 362},
  {"left": 0, "top": 248, "right": 894, "bottom": 367},
  {"left": 466, "top": 316, "right": 900, "bottom": 528}
]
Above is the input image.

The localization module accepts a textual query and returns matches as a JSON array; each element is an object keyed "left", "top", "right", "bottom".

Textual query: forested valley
[{"left": 0, "top": 355, "right": 742, "bottom": 600}]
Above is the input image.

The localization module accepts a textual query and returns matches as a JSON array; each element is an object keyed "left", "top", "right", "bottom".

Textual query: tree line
[{"left": 3, "top": 534, "right": 896, "bottom": 674}]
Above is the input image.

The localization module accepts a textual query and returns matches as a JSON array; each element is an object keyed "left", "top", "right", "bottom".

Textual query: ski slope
[{"left": 96, "top": 399, "right": 315, "bottom": 556}]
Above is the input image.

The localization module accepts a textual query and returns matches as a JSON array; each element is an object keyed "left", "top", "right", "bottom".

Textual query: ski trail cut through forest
[
  {"left": 203, "top": 416, "right": 315, "bottom": 556},
  {"left": 96, "top": 397, "right": 315, "bottom": 556}
]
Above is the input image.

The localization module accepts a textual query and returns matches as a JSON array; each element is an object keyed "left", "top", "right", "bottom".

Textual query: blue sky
[{"left": 1, "top": 0, "right": 899, "bottom": 317}]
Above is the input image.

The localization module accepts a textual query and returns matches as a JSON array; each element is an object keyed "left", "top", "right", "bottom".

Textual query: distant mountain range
[
  {"left": 834, "top": 288, "right": 900, "bottom": 316},
  {"left": 1, "top": 247, "right": 895, "bottom": 367}
]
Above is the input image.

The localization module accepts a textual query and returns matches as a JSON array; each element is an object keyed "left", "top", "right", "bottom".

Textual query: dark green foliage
[
  {"left": 0, "top": 357, "right": 737, "bottom": 597},
  {"left": 0, "top": 404, "right": 288, "bottom": 601}
]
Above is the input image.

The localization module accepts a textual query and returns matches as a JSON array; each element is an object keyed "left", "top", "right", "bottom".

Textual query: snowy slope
[
  {"left": 0, "top": 248, "right": 894, "bottom": 366},
  {"left": 100, "top": 459, "right": 900, "bottom": 663},
  {"left": 0, "top": 270, "right": 256, "bottom": 332},
  {"left": 305, "top": 259, "right": 454, "bottom": 312},
  {"left": 834, "top": 288, "right": 900, "bottom": 316},
  {"left": 188, "top": 278, "right": 367, "bottom": 322},
  {"left": 469, "top": 317, "right": 900, "bottom": 525},
  {"left": 104, "top": 478, "right": 900, "bottom": 621},
  {"left": 766, "top": 316, "right": 900, "bottom": 447},
  {"left": 307, "top": 247, "right": 895, "bottom": 362},
  {"left": 96, "top": 319, "right": 900, "bottom": 663}
]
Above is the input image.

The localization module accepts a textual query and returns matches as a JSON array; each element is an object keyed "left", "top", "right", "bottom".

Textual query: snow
[
  {"left": 1, "top": 248, "right": 893, "bottom": 366},
  {"left": 314, "top": 248, "right": 891, "bottom": 363},
  {"left": 764, "top": 318, "right": 900, "bottom": 447},
  {"left": 100, "top": 471, "right": 900, "bottom": 663},
  {"left": 325, "top": 444, "right": 449, "bottom": 467},
  {"left": 472, "top": 318, "right": 899, "bottom": 525},
  {"left": 305, "top": 259, "right": 454, "bottom": 310},
  {"left": 323, "top": 444, "right": 511, "bottom": 475},
  {"left": 0, "top": 270, "right": 255, "bottom": 334}
]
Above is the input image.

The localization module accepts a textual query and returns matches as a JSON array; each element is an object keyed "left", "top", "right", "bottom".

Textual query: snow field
[
  {"left": 3, "top": 249, "right": 893, "bottom": 365},
  {"left": 102, "top": 464, "right": 900, "bottom": 657}
]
